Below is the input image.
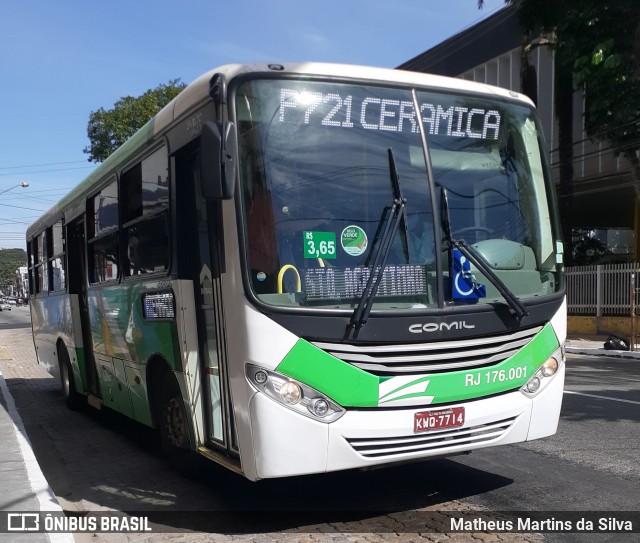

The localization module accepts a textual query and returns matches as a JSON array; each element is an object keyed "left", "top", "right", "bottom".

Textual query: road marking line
[
  {"left": 564, "top": 390, "right": 640, "bottom": 405},
  {"left": 601, "top": 376, "right": 640, "bottom": 383},
  {"left": 567, "top": 369, "right": 640, "bottom": 383}
]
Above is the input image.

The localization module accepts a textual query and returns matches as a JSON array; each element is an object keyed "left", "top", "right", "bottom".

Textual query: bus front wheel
[{"left": 158, "top": 372, "right": 198, "bottom": 476}]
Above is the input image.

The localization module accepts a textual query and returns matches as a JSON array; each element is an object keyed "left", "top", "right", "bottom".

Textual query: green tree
[
  {"left": 477, "top": 0, "right": 640, "bottom": 176},
  {"left": 84, "top": 79, "right": 186, "bottom": 163},
  {"left": 479, "top": 0, "right": 640, "bottom": 263}
]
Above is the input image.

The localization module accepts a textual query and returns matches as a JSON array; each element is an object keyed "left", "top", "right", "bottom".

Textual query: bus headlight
[
  {"left": 541, "top": 357, "right": 559, "bottom": 377},
  {"left": 279, "top": 381, "right": 302, "bottom": 405},
  {"left": 246, "top": 364, "right": 345, "bottom": 423},
  {"left": 521, "top": 351, "right": 562, "bottom": 398}
]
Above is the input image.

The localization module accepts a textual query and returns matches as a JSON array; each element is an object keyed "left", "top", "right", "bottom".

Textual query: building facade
[
  {"left": 399, "top": 5, "right": 639, "bottom": 265},
  {"left": 16, "top": 266, "right": 28, "bottom": 298}
]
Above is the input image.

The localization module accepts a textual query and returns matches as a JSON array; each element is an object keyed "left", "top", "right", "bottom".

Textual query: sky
[{"left": 0, "top": 0, "right": 506, "bottom": 249}]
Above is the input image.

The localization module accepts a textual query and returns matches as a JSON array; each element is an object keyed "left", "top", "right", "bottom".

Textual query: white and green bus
[{"left": 27, "top": 63, "right": 565, "bottom": 481}]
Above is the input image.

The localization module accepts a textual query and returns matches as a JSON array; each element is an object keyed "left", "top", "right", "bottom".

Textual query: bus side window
[
  {"left": 121, "top": 147, "right": 170, "bottom": 277},
  {"left": 91, "top": 235, "right": 119, "bottom": 282},
  {"left": 48, "top": 221, "right": 66, "bottom": 291},
  {"left": 126, "top": 215, "right": 169, "bottom": 274},
  {"left": 88, "top": 179, "right": 119, "bottom": 284},
  {"left": 35, "top": 231, "right": 48, "bottom": 293}
]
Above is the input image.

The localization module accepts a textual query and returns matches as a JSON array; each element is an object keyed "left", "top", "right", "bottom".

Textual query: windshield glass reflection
[{"left": 236, "top": 79, "right": 560, "bottom": 311}]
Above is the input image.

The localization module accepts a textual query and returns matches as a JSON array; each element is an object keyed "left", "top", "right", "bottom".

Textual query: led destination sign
[
  {"left": 305, "top": 265, "right": 428, "bottom": 301},
  {"left": 279, "top": 88, "right": 502, "bottom": 140}
]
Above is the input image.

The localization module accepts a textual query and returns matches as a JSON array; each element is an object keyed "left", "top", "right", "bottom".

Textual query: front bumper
[{"left": 248, "top": 363, "right": 565, "bottom": 479}]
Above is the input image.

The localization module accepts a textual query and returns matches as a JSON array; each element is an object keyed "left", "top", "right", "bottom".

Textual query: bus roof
[{"left": 27, "top": 62, "right": 533, "bottom": 239}]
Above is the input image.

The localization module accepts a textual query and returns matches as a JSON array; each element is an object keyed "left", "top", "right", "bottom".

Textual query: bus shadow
[
  {"left": 146, "top": 456, "right": 515, "bottom": 533},
  {"left": 88, "top": 407, "right": 515, "bottom": 534}
]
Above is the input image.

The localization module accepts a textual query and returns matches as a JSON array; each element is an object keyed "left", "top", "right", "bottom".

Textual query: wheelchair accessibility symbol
[{"left": 452, "top": 249, "right": 486, "bottom": 301}]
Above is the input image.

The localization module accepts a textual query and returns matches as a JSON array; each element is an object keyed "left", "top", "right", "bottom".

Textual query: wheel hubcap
[{"left": 165, "top": 397, "right": 188, "bottom": 448}]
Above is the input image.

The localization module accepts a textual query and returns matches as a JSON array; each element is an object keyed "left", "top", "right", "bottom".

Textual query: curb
[
  {"left": 0, "top": 368, "right": 75, "bottom": 543},
  {"left": 566, "top": 345, "right": 640, "bottom": 360}
]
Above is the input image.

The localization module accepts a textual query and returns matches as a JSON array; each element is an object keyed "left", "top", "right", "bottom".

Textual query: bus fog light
[
  {"left": 280, "top": 381, "right": 302, "bottom": 405},
  {"left": 254, "top": 370, "right": 268, "bottom": 384},
  {"left": 541, "top": 357, "right": 558, "bottom": 377},
  {"left": 525, "top": 377, "right": 540, "bottom": 393},
  {"left": 310, "top": 398, "right": 329, "bottom": 417}
]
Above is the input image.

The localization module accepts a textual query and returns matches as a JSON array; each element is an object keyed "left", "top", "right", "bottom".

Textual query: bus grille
[
  {"left": 346, "top": 416, "right": 517, "bottom": 458},
  {"left": 312, "top": 326, "right": 542, "bottom": 376}
]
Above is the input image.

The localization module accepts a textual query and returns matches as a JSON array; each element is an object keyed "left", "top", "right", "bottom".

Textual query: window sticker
[
  {"left": 303, "top": 231, "right": 337, "bottom": 259},
  {"left": 341, "top": 225, "right": 368, "bottom": 257},
  {"left": 452, "top": 249, "right": 486, "bottom": 301}
]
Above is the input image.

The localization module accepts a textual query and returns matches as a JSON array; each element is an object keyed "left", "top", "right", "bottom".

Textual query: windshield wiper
[
  {"left": 440, "top": 186, "right": 529, "bottom": 319},
  {"left": 347, "top": 148, "right": 408, "bottom": 338}
]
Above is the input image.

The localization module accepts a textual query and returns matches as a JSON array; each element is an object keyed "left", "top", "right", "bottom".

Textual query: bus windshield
[{"left": 236, "top": 78, "right": 561, "bottom": 310}]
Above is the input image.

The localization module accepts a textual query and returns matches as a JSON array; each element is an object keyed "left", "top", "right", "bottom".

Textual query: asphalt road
[
  {"left": 1, "top": 307, "right": 638, "bottom": 542},
  {"left": 454, "top": 352, "right": 640, "bottom": 542},
  {"left": 0, "top": 304, "right": 31, "bottom": 329}
]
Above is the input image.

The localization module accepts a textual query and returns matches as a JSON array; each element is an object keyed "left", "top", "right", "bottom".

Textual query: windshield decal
[
  {"left": 303, "top": 231, "right": 337, "bottom": 259},
  {"left": 452, "top": 249, "right": 486, "bottom": 301},
  {"left": 278, "top": 88, "right": 501, "bottom": 140},
  {"left": 340, "top": 225, "right": 368, "bottom": 257}
]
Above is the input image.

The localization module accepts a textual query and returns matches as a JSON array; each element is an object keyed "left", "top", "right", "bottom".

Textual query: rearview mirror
[{"left": 200, "top": 121, "right": 237, "bottom": 200}]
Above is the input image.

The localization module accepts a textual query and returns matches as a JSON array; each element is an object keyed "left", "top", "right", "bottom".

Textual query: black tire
[
  {"left": 59, "top": 345, "right": 82, "bottom": 410},
  {"left": 158, "top": 371, "right": 199, "bottom": 477}
]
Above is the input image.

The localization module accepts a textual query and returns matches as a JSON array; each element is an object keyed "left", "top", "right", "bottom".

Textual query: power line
[
  {"left": 0, "top": 160, "right": 88, "bottom": 171},
  {"left": 549, "top": 137, "right": 640, "bottom": 168},
  {"left": 0, "top": 219, "right": 32, "bottom": 225},
  {"left": 0, "top": 165, "right": 94, "bottom": 177},
  {"left": 0, "top": 202, "right": 48, "bottom": 212},
  {"left": 0, "top": 187, "right": 73, "bottom": 195},
  {"left": 13, "top": 197, "right": 59, "bottom": 206},
  {"left": 548, "top": 114, "right": 640, "bottom": 152}
]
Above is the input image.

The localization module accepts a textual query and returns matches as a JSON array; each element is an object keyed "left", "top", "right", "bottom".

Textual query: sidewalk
[
  {"left": 0, "top": 335, "right": 73, "bottom": 543},
  {"left": 566, "top": 334, "right": 640, "bottom": 359}
]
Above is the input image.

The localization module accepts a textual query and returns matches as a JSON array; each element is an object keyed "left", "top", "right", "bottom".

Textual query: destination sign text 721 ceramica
[{"left": 278, "top": 88, "right": 502, "bottom": 140}]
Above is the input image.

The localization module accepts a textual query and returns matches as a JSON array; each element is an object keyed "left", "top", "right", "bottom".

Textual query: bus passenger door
[
  {"left": 67, "top": 218, "right": 99, "bottom": 397},
  {"left": 174, "top": 146, "right": 238, "bottom": 459}
]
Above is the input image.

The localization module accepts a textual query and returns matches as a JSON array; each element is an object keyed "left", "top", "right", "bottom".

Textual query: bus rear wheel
[{"left": 59, "top": 345, "right": 82, "bottom": 410}]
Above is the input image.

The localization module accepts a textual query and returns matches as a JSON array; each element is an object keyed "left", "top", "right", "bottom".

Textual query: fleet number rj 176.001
[{"left": 465, "top": 367, "right": 528, "bottom": 387}]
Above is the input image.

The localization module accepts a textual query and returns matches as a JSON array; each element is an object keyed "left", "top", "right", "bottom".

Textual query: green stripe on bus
[
  {"left": 276, "top": 340, "right": 379, "bottom": 406},
  {"left": 277, "top": 324, "right": 559, "bottom": 408},
  {"left": 379, "top": 323, "right": 560, "bottom": 405}
]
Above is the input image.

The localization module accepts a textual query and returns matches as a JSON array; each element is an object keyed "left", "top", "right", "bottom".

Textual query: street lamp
[{"left": 0, "top": 181, "right": 29, "bottom": 197}]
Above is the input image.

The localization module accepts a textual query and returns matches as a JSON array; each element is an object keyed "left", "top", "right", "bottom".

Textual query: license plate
[{"left": 414, "top": 407, "right": 465, "bottom": 433}]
